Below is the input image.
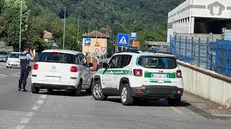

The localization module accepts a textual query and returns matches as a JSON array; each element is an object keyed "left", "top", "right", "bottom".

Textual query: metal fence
[{"left": 169, "top": 35, "right": 231, "bottom": 78}]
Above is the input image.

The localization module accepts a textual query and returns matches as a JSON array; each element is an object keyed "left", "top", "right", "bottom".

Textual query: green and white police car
[{"left": 92, "top": 50, "right": 184, "bottom": 106}]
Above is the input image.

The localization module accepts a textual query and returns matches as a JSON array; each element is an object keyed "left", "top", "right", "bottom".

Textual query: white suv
[
  {"left": 92, "top": 50, "right": 184, "bottom": 105},
  {"left": 31, "top": 49, "right": 93, "bottom": 96}
]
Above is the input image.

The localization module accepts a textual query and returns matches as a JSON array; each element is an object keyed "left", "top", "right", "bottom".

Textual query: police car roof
[
  {"left": 42, "top": 49, "right": 81, "bottom": 55},
  {"left": 115, "top": 51, "right": 175, "bottom": 57}
]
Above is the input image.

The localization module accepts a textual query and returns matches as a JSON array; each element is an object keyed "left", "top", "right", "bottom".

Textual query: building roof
[
  {"left": 83, "top": 31, "right": 110, "bottom": 38},
  {"left": 43, "top": 30, "right": 53, "bottom": 39}
]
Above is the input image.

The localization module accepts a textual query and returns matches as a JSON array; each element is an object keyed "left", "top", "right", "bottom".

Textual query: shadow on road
[
  {"left": 106, "top": 98, "right": 191, "bottom": 107},
  {"left": 38, "top": 90, "right": 92, "bottom": 97}
]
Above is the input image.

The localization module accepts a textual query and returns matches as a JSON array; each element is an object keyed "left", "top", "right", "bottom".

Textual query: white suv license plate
[
  {"left": 152, "top": 74, "right": 168, "bottom": 78},
  {"left": 44, "top": 76, "right": 61, "bottom": 81}
]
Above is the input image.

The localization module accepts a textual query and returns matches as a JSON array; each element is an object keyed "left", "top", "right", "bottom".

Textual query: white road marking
[
  {"left": 0, "top": 74, "right": 7, "bottom": 78},
  {"left": 21, "top": 118, "right": 30, "bottom": 124},
  {"left": 15, "top": 125, "right": 25, "bottom": 129},
  {"left": 32, "top": 106, "right": 39, "bottom": 111},
  {"left": 15, "top": 94, "right": 48, "bottom": 129},
  {"left": 40, "top": 95, "right": 47, "bottom": 99},
  {"left": 170, "top": 107, "right": 182, "bottom": 114},
  {"left": 26, "top": 112, "right": 34, "bottom": 117},
  {"left": 37, "top": 100, "right": 44, "bottom": 104}
]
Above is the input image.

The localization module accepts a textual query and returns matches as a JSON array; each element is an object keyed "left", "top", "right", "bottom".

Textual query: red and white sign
[
  {"left": 95, "top": 47, "right": 100, "bottom": 54},
  {"left": 94, "top": 47, "right": 107, "bottom": 55},
  {"left": 101, "top": 47, "right": 107, "bottom": 54}
]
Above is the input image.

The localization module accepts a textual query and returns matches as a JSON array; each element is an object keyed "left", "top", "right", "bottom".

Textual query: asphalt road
[{"left": 0, "top": 66, "right": 231, "bottom": 129}]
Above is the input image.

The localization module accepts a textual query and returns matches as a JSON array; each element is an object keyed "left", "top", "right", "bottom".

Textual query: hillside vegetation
[{"left": 0, "top": 0, "right": 184, "bottom": 52}]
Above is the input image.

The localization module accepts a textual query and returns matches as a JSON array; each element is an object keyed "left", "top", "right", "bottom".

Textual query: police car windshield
[
  {"left": 138, "top": 56, "right": 177, "bottom": 69},
  {"left": 39, "top": 52, "right": 75, "bottom": 64},
  {"left": 9, "top": 53, "right": 20, "bottom": 58}
]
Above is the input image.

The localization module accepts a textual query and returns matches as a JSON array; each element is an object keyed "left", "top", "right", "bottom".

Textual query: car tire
[
  {"left": 86, "top": 79, "right": 93, "bottom": 94},
  {"left": 167, "top": 97, "right": 181, "bottom": 106},
  {"left": 120, "top": 83, "right": 134, "bottom": 106},
  {"left": 31, "top": 86, "right": 39, "bottom": 94},
  {"left": 47, "top": 89, "right": 53, "bottom": 93},
  {"left": 75, "top": 80, "right": 82, "bottom": 96},
  {"left": 92, "top": 80, "right": 107, "bottom": 100},
  {"left": 86, "top": 88, "right": 91, "bottom": 94}
]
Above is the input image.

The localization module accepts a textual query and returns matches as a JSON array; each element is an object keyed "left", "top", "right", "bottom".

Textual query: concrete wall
[{"left": 178, "top": 61, "right": 231, "bottom": 108}]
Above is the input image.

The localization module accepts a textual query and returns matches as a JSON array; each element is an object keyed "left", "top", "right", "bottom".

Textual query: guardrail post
[
  {"left": 174, "top": 35, "right": 177, "bottom": 56},
  {"left": 198, "top": 38, "right": 201, "bottom": 67},
  {"left": 191, "top": 37, "right": 194, "bottom": 64},
  {"left": 226, "top": 40, "right": 230, "bottom": 76},
  {"left": 215, "top": 39, "right": 218, "bottom": 72},
  {"left": 184, "top": 36, "right": 187, "bottom": 62},
  {"left": 170, "top": 35, "right": 172, "bottom": 54},
  {"left": 206, "top": 38, "right": 209, "bottom": 69},
  {"left": 179, "top": 36, "right": 182, "bottom": 60}
]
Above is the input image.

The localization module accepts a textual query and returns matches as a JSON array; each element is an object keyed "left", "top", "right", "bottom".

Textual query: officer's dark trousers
[{"left": 18, "top": 65, "right": 30, "bottom": 89}]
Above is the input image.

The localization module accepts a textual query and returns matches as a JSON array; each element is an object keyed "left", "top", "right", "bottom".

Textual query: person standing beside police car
[{"left": 18, "top": 46, "right": 35, "bottom": 92}]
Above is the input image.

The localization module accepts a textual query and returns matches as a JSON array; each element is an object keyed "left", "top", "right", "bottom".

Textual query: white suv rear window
[
  {"left": 138, "top": 56, "right": 177, "bottom": 69},
  {"left": 39, "top": 52, "right": 75, "bottom": 64},
  {"left": 9, "top": 53, "right": 20, "bottom": 58}
]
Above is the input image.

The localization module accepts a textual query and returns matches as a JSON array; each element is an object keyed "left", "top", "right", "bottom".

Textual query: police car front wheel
[{"left": 92, "top": 80, "right": 107, "bottom": 100}]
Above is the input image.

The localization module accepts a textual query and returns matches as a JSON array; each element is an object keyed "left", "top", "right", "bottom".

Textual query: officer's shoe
[
  {"left": 22, "top": 89, "right": 27, "bottom": 92},
  {"left": 18, "top": 88, "right": 21, "bottom": 91}
]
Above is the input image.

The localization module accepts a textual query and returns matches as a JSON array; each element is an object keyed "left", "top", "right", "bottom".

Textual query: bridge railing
[{"left": 169, "top": 35, "right": 231, "bottom": 78}]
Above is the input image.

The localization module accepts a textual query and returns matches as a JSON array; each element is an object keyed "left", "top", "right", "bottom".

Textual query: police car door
[{"left": 102, "top": 55, "right": 122, "bottom": 88}]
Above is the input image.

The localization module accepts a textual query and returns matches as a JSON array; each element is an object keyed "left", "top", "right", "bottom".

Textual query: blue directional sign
[
  {"left": 131, "top": 32, "right": 136, "bottom": 41},
  {"left": 84, "top": 38, "right": 91, "bottom": 46},
  {"left": 117, "top": 33, "right": 130, "bottom": 46}
]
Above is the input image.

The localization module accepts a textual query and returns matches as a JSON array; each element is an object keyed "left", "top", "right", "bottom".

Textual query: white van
[{"left": 6, "top": 52, "right": 21, "bottom": 68}]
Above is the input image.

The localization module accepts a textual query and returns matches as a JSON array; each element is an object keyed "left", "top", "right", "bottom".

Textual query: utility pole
[
  {"left": 19, "top": 0, "right": 22, "bottom": 52},
  {"left": 63, "top": 7, "right": 66, "bottom": 50},
  {"left": 77, "top": 15, "right": 79, "bottom": 44}
]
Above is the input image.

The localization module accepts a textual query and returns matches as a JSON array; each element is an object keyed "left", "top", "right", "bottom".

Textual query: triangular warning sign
[
  {"left": 95, "top": 41, "right": 100, "bottom": 47},
  {"left": 119, "top": 36, "right": 127, "bottom": 44}
]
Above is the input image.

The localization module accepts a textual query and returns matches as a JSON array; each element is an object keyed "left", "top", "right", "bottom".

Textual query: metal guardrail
[{"left": 169, "top": 35, "right": 231, "bottom": 77}]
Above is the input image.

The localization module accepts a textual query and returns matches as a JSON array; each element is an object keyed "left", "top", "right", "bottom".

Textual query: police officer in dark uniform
[{"left": 18, "top": 46, "right": 34, "bottom": 92}]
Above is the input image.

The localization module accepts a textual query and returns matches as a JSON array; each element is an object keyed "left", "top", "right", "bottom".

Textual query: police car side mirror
[{"left": 103, "top": 63, "right": 108, "bottom": 69}]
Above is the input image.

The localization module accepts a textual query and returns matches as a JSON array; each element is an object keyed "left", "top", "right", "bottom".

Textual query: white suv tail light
[
  {"left": 33, "top": 64, "right": 38, "bottom": 70},
  {"left": 70, "top": 66, "right": 78, "bottom": 72}
]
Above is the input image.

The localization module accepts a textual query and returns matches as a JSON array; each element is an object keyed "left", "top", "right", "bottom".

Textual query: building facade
[
  {"left": 167, "top": 0, "right": 231, "bottom": 42},
  {"left": 82, "top": 31, "right": 109, "bottom": 56}
]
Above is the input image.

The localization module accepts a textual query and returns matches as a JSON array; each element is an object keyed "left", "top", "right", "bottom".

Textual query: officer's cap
[{"left": 25, "top": 45, "right": 32, "bottom": 50}]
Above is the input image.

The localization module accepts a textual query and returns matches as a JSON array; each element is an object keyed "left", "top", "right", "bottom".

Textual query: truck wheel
[
  {"left": 120, "top": 83, "right": 134, "bottom": 106},
  {"left": 92, "top": 80, "right": 107, "bottom": 100}
]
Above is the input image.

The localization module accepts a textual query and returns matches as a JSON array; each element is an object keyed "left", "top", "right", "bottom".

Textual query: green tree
[{"left": 3, "top": 0, "right": 30, "bottom": 51}]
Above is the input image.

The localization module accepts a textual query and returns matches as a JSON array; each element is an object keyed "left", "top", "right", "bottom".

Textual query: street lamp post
[
  {"left": 63, "top": 7, "right": 66, "bottom": 50},
  {"left": 19, "top": 0, "right": 22, "bottom": 52}
]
